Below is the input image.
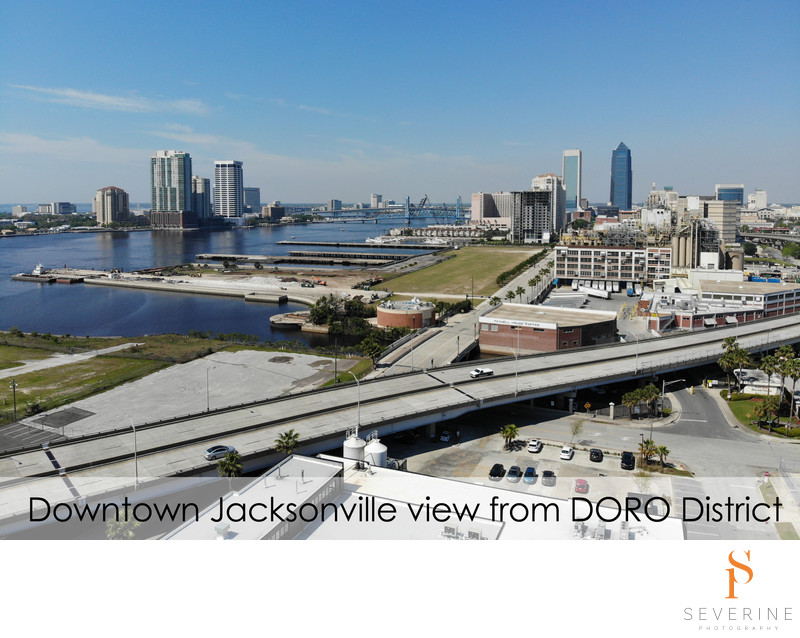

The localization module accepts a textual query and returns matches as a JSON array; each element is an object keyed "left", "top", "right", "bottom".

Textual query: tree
[
  {"left": 253, "top": 261, "right": 263, "bottom": 270},
  {"left": 500, "top": 423, "right": 519, "bottom": 450},
  {"left": 656, "top": 445, "right": 670, "bottom": 470},
  {"left": 218, "top": 451, "right": 243, "bottom": 491},
  {"left": 106, "top": 515, "right": 141, "bottom": 540},
  {"left": 515, "top": 285, "right": 525, "bottom": 302},
  {"left": 489, "top": 296, "right": 502, "bottom": 306},
  {"left": 527, "top": 278, "right": 536, "bottom": 296},
  {"left": 785, "top": 357, "right": 800, "bottom": 432},
  {"left": 570, "top": 419, "right": 583, "bottom": 444},
  {"left": 742, "top": 242, "right": 757, "bottom": 257},
  {"left": 638, "top": 438, "right": 657, "bottom": 468},
  {"left": 718, "top": 350, "right": 737, "bottom": 397},
  {"left": 760, "top": 353, "right": 779, "bottom": 397},
  {"left": 572, "top": 219, "right": 589, "bottom": 229},
  {"left": 359, "top": 334, "right": 384, "bottom": 364},
  {"left": 505, "top": 289, "right": 516, "bottom": 302},
  {"left": 275, "top": 429, "right": 300, "bottom": 455},
  {"left": 774, "top": 345, "right": 795, "bottom": 426},
  {"left": 732, "top": 348, "right": 753, "bottom": 392},
  {"left": 622, "top": 389, "right": 643, "bottom": 418},
  {"left": 763, "top": 396, "right": 781, "bottom": 433},
  {"left": 641, "top": 383, "right": 660, "bottom": 417}
]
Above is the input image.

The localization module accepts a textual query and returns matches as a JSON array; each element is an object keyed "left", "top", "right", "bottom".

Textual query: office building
[
  {"left": 50, "top": 202, "right": 76, "bottom": 215},
  {"left": 93, "top": 186, "right": 129, "bottom": 225},
  {"left": 562, "top": 149, "right": 582, "bottom": 211},
  {"left": 513, "top": 174, "right": 565, "bottom": 244},
  {"left": 262, "top": 201, "right": 285, "bottom": 221},
  {"left": 703, "top": 199, "right": 740, "bottom": 245},
  {"left": 610, "top": 142, "right": 632, "bottom": 210},
  {"left": 214, "top": 160, "right": 244, "bottom": 219},
  {"left": 328, "top": 199, "right": 342, "bottom": 211},
  {"left": 715, "top": 184, "right": 744, "bottom": 206},
  {"left": 191, "top": 176, "right": 212, "bottom": 219},
  {"left": 11, "top": 206, "right": 27, "bottom": 217},
  {"left": 150, "top": 150, "right": 195, "bottom": 228},
  {"left": 243, "top": 187, "right": 261, "bottom": 213},
  {"left": 370, "top": 194, "right": 382, "bottom": 208},
  {"left": 747, "top": 189, "right": 768, "bottom": 210}
]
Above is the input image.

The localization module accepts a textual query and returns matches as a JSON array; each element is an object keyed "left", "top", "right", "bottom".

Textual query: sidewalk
[{"left": 0, "top": 342, "right": 143, "bottom": 380}]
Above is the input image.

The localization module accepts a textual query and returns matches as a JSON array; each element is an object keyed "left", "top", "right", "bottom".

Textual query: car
[
  {"left": 621, "top": 451, "right": 636, "bottom": 470},
  {"left": 560, "top": 446, "right": 574, "bottom": 460},
  {"left": 489, "top": 463, "right": 505, "bottom": 480},
  {"left": 589, "top": 448, "right": 604, "bottom": 462},
  {"left": 523, "top": 466, "right": 538, "bottom": 484},
  {"left": 542, "top": 470, "right": 557, "bottom": 486},
  {"left": 527, "top": 439, "right": 543, "bottom": 453},
  {"left": 574, "top": 479, "right": 589, "bottom": 494},
  {"left": 507, "top": 466, "right": 522, "bottom": 483},
  {"left": 439, "top": 430, "right": 452, "bottom": 443},
  {"left": 469, "top": 367, "right": 494, "bottom": 379},
  {"left": 204, "top": 444, "right": 236, "bottom": 461}
]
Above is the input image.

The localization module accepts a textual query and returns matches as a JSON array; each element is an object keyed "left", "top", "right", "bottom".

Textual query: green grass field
[
  {"left": 0, "top": 345, "right": 54, "bottom": 370},
  {"left": 375, "top": 245, "right": 542, "bottom": 297}
]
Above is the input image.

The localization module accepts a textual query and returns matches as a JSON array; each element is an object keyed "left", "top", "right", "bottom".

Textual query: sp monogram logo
[{"left": 726, "top": 550, "right": 753, "bottom": 599}]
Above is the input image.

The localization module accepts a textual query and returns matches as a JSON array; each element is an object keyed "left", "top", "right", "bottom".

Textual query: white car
[
  {"left": 469, "top": 367, "right": 494, "bottom": 378},
  {"left": 527, "top": 439, "right": 543, "bottom": 453},
  {"left": 440, "top": 430, "right": 452, "bottom": 443},
  {"left": 560, "top": 446, "right": 574, "bottom": 460}
]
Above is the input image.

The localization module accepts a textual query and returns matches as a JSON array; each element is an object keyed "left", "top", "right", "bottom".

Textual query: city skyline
[{"left": 1, "top": 1, "right": 798, "bottom": 204}]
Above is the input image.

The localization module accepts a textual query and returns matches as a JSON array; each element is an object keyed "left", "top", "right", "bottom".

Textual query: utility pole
[{"left": 9, "top": 379, "right": 17, "bottom": 422}]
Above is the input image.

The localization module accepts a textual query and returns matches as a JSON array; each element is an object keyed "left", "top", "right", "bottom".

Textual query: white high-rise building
[
  {"left": 747, "top": 189, "right": 768, "bottom": 210},
  {"left": 191, "top": 175, "right": 212, "bottom": 219},
  {"left": 370, "top": 194, "right": 382, "bottom": 209},
  {"left": 94, "top": 186, "right": 129, "bottom": 225},
  {"left": 151, "top": 151, "right": 192, "bottom": 212},
  {"left": 214, "top": 160, "right": 244, "bottom": 218}
]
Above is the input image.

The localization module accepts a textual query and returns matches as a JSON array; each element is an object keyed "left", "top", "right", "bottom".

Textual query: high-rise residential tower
[
  {"left": 150, "top": 150, "right": 195, "bottom": 228},
  {"left": 609, "top": 142, "right": 632, "bottom": 210},
  {"left": 191, "top": 175, "right": 212, "bottom": 219},
  {"left": 715, "top": 184, "right": 745, "bottom": 206},
  {"left": 562, "top": 149, "right": 582, "bottom": 211},
  {"left": 214, "top": 161, "right": 244, "bottom": 219},
  {"left": 94, "top": 186, "right": 129, "bottom": 225}
]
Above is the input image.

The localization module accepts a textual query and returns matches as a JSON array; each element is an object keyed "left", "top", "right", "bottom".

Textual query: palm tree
[
  {"left": 527, "top": 277, "right": 536, "bottom": 297},
  {"left": 763, "top": 396, "right": 781, "bottom": 433},
  {"left": 760, "top": 353, "right": 778, "bottom": 397},
  {"left": 622, "top": 389, "right": 642, "bottom": 418},
  {"left": 732, "top": 348, "right": 753, "bottom": 392},
  {"left": 641, "top": 383, "right": 660, "bottom": 417},
  {"left": 515, "top": 286, "right": 525, "bottom": 302},
  {"left": 722, "top": 336, "right": 738, "bottom": 353},
  {"left": 505, "top": 289, "right": 516, "bottom": 302},
  {"left": 106, "top": 515, "right": 141, "bottom": 540},
  {"left": 775, "top": 345, "right": 796, "bottom": 426},
  {"left": 638, "top": 438, "right": 657, "bottom": 468},
  {"left": 488, "top": 296, "right": 502, "bottom": 306},
  {"left": 785, "top": 358, "right": 800, "bottom": 432},
  {"left": 656, "top": 445, "right": 670, "bottom": 470},
  {"left": 218, "top": 451, "right": 243, "bottom": 491},
  {"left": 275, "top": 429, "right": 300, "bottom": 455},
  {"left": 718, "top": 350, "right": 737, "bottom": 398},
  {"left": 500, "top": 423, "right": 519, "bottom": 450}
]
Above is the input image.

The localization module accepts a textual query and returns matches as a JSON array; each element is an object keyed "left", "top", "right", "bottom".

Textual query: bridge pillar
[
  {"left": 609, "top": 402, "right": 615, "bottom": 419},
  {"left": 426, "top": 423, "right": 436, "bottom": 439},
  {"left": 568, "top": 397, "right": 574, "bottom": 413}
]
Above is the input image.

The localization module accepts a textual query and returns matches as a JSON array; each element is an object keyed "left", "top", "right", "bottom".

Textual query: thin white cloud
[
  {"left": 10, "top": 85, "right": 210, "bottom": 116},
  {"left": 150, "top": 124, "right": 224, "bottom": 145},
  {"left": 298, "top": 104, "right": 333, "bottom": 116},
  {"left": 0, "top": 132, "right": 144, "bottom": 164}
]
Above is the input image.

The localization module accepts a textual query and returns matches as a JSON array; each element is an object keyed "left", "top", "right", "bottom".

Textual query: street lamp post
[
  {"left": 634, "top": 335, "right": 640, "bottom": 374},
  {"left": 9, "top": 379, "right": 18, "bottom": 422},
  {"left": 206, "top": 366, "right": 212, "bottom": 412},
  {"left": 657, "top": 378, "right": 686, "bottom": 439},
  {"left": 456, "top": 335, "right": 460, "bottom": 363},
  {"left": 639, "top": 432, "right": 645, "bottom": 469},
  {"left": 126, "top": 415, "right": 138, "bottom": 489},
  {"left": 348, "top": 371, "right": 361, "bottom": 433},
  {"left": 507, "top": 347, "right": 519, "bottom": 396}
]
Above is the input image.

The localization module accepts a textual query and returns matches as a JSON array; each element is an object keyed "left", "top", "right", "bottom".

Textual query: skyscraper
[
  {"left": 150, "top": 150, "right": 195, "bottom": 228},
  {"left": 94, "top": 186, "right": 129, "bottom": 225},
  {"left": 243, "top": 187, "right": 261, "bottom": 213},
  {"left": 609, "top": 142, "right": 632, "bottom": 209},
  {"left": 715, "top": 184, "right": 745, "bottom": 206},
  {"left": 191, "top": 175, "right": 212, "bottom": 219},
  {"left": 214, "top": 161, "right": 244, "bottom": 219},
  {"left": 562, "top": 149, "right": 582, "bottom": 211}
]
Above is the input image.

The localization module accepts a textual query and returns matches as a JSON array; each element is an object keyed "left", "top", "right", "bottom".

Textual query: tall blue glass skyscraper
[
  {"left": 562, "top": 149, "right": 582, "bottom": 210},
  {"left": 610, "top": 142, "right": 632, "bottom": 209},
  {"left": 715, "top": 184, "right": 744, "bottom": 206}
]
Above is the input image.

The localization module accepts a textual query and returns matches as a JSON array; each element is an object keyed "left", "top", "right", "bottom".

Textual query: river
[{"left": 0, "top": 219, "right": 433, "bottom": 343}]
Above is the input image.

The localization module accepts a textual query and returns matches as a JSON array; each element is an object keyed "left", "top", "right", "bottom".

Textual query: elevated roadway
[{"left": 2, "top": 314, "right": 799, "bottom": 499}]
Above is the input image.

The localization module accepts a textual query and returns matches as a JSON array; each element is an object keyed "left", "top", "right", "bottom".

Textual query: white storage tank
[
  {"left": 364, "top": 432, "right": 387, "bottom": 467},
  {"left": 343, "top": 431, "right": 366, "bottom": 461}
]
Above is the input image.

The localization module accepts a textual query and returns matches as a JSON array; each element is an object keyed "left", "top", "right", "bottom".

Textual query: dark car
[
  {"left": 542, "top": 470, "right": 557, "bottom": 486},
  {"left": 590, "top": 448, "right": 604, "bottom": 463},
  {"left": 523, "top": 466, "right": 538, "bottom": 484},
  {"left": 621, "top": 451, "right": 636, "bottom": 470},
  {"left": 489, "top": 463, "right": 505, "bottom": 480},
  {"left": 507, "top": 466, "right": 523, "bottom": 483}
]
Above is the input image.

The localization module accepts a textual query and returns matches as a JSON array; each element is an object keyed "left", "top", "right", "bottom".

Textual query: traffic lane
[{"left": 669, "top": 389, "right": 754, "bottom": 441}]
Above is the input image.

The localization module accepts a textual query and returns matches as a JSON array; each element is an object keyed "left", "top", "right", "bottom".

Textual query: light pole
[
  {"left": 639, "top": 432, "right": 645, "bottom": 469},
  {"left": 347, "top": 371, "right": 361, "bottom": 433},
  {"left": 456, "top": 335, "right": 460, "bottom": 363},
  {"left": 634, "top": 334, "right": 640, "bottom": 374},
  {"left": 126, "top": 415, "right": 138, "bottom": 489},
  {"left": 9, "top": 379, "right": 17, "bottom": 422},
  {"left": 658, "top": 378, "right": 685, "bottom": 439},
  {"left": 507, "top": 347, "right": 519, "bottom": 396},
  {"left": 206, "top": 366, "right": 214, "bottom": 412}
]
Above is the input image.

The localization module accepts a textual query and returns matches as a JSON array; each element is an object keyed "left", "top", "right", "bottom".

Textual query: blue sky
[{"left": 1, "top": 0, "right": 798, "bottom": 205}]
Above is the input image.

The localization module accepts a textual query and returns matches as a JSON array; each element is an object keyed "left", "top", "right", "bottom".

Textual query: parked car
[
  {"left": 574, "top": 479, "right": 589, "bottom": 494},
  {"left": 542, "top": 470, "right": 557, "bottom": 486},
  {"left": 621, "top": 451, "right": 636, "bottom": 470},
  {"left": 523, "top": 466, "right": 538, "bottom": 484},
  {"left": 589, "top": 448, "right": 604, "bottom": 462},
  {"left": 440, "top": 430, "right": 452, "bottom": 443},
  {"left": 489, "top": 463, "right": 505, "bottom": 480},
  {"left": 469, "top": 367, "right": 494, "bottom": 378},
  {"left": 527, "top": 439, "right": 543, "bottom": 453},
  {"left": 204, "top": 445, "right": 236, "bottom": 461},
  {"left": 507, "top": 466, "right": 522, "bottom": 483},
  {"left": 560, "top": 446, "right": 574, "bottom": 460}
]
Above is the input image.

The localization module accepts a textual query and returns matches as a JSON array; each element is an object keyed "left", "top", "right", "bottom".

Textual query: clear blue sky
[{"left": 1, "top": 0, "right": 798, "bottom": 205}]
